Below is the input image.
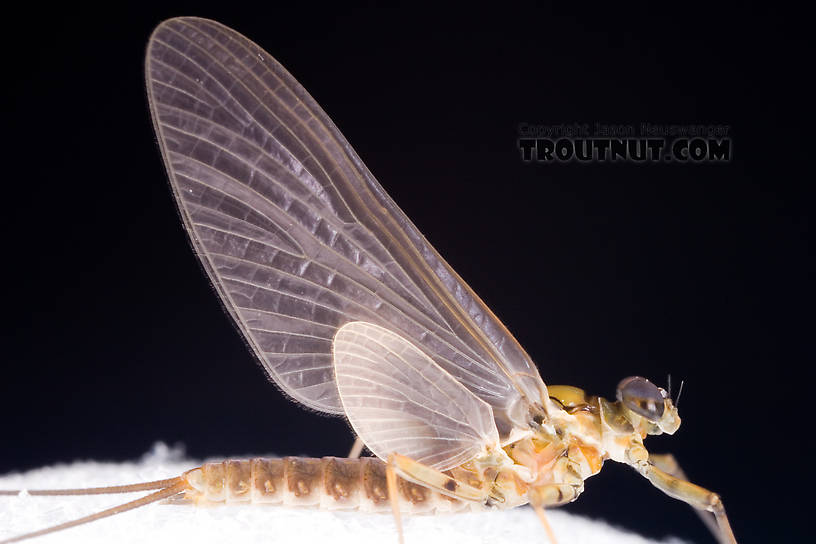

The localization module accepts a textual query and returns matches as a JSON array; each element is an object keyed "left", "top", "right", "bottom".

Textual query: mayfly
[{"left": 0, "top": 17, "right": 737, "bottom": 544}]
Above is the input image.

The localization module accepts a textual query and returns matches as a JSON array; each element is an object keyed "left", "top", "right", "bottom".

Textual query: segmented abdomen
[{"left": 183, "top": 457, "right": 477, "bottom": 514}]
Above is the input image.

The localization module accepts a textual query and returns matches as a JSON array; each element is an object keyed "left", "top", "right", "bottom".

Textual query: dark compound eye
[{"left": 616, "top": 376, "right": 665, "bottom": 421}]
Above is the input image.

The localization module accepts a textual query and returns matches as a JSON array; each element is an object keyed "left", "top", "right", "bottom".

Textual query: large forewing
[
  {"left": 145, "top": 17, "right": 545, "bottom": 419},
  {"left": 334, "top": 321, "right": 499, "bottom": 470}
]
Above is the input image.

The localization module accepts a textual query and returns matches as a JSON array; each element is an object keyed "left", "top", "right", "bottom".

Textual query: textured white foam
[{"left": 0, "top": 443, "right": 689, "bottom": 544}]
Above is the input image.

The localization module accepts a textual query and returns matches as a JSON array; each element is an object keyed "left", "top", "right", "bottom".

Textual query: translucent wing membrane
[
  {"left": 145, "top": 17, "right": 545, "bottom": 425},
  {"left": 334, "top": 321, "right": 499, "bottom": 471}
]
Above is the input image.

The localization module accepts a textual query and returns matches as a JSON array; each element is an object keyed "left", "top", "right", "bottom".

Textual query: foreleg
[{"left": 628, "top": 447, "right": 737, "bottom": 544}]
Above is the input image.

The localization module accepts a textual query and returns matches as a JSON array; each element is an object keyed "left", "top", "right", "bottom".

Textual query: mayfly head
[{"left": 616, "top": 376, "right": 681, "bottom": 435}]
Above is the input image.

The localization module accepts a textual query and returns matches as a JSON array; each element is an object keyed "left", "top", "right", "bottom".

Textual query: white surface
[{"left": 0, "top": 443, "right": 688, "bottom": 544}]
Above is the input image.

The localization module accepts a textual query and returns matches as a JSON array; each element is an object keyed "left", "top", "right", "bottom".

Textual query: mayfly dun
[{"left": 0, "top": 17, "right": 738, "bottom": 544}]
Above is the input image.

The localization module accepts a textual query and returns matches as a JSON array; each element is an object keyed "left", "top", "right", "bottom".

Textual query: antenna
[{"left": 675, "top": 379, "right": 686, "bottom": 408}]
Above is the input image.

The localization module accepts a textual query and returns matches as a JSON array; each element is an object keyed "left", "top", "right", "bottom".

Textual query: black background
[{"left": 0, "top": 3, "right": 809, "bottom": 543}]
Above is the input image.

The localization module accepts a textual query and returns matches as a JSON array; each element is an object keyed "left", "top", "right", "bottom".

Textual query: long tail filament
[{"left": 0, "top": 477, "right": 189, "bottom": 544}]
